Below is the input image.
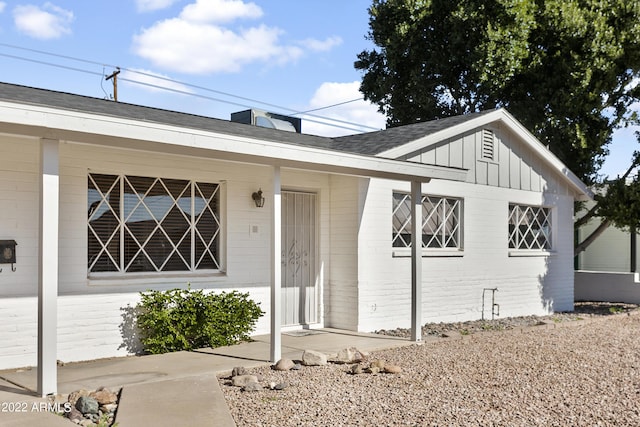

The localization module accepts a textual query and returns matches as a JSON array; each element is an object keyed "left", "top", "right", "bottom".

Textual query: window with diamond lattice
[
  {"left": 392, "top": 192, "right": 462, "bottom": 249},
  {"left": 508, "top": 204, "right": 552, "bottom": 250},
  {"left": 88, "top": 174, "right": 220, "bottom": 273}
]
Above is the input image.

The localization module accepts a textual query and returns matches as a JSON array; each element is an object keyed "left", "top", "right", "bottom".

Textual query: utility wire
[
  {"left": 295, "top": 98, "right": 364, "bottom": 114},
  {"left": 0, "top": 52, "right": 103, "bottom": 78},
  {"left": 0, "top": 43, "right": 381, "bottom": 131},
  {"left": 0, "top": 50, "right": 371, "bottom": 133}
]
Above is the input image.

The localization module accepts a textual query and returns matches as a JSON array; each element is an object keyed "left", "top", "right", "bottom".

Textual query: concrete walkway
[{"left": 0, "top": 329, "right": 413, "bottom": 426}]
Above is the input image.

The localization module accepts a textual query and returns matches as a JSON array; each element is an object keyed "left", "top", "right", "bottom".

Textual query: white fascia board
[
  {"left": 0, "top": 101, "right": 468, "bottom": 183},
  {"left": 377, "top": 108, "right": 593, "bottom": 200}
]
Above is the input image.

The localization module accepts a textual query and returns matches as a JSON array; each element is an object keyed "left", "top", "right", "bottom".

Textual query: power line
[
  {"left": 0, "top": 43, "right": 381, "bottom": 132},
  {"left": 295, "top": 98, "right": 364, "bottom": 114},
  {"left": 0, "top": 50, "right": 372, "bottom": 133},
  {"left": 0, "top": 52, "right": 103, "bottom": 78}
]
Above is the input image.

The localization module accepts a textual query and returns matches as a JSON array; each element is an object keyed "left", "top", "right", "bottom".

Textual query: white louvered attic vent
[{"left": 482, "top": 129, "right": 495, "bottom": 161}]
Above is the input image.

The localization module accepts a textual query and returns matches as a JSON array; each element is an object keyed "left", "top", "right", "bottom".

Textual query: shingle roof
[
  {"left": 332, "top": 110, "right": 497, "bottom": 155},
  {"left": 0, "top": 82, "right": 491, "bottom": 156}
]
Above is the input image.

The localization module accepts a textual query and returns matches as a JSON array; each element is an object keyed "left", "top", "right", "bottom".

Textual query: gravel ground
[{"left": 220, "top": 303, "right": 640, "bottom": 426}]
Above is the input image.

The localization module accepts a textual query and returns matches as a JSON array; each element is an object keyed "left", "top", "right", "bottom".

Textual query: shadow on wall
[
  {"left": 118, "top": 304, "right": 143, "bottom": 354},
  {"left": 536, "top": 189, "right": 566, "bottom": 314},
  {"left": 537, "top": 255, "right": 555, "bottom": 313}
]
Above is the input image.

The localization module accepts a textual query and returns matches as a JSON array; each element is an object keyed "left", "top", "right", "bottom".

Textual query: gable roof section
[{"left": 347, "top": 108, "right": 592, "bottom": 200}]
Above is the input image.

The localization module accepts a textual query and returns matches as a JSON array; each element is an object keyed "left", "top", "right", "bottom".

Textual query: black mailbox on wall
[{"left": 0, "top": 240, "right": 17, "bottom": 264}]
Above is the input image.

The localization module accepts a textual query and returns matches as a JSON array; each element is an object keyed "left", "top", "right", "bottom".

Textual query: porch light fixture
[{"left": 252, "top": 189, "right": 265, "bottom": 208}]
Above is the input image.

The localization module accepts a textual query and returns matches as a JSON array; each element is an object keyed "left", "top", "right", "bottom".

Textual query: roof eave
[{"left": 0, "top": 100, "right": 468, "bottom": 183}]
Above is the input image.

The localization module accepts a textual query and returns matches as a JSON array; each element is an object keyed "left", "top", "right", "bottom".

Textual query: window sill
[
  {"left": 88, "top": 270, "right": 226, "bottom": 287},
  {"left": 508, "top": 250, "right": 555, "bottom": 257},
  {"left": 392, "top": 249, "right": 464, "bottom": 258}
]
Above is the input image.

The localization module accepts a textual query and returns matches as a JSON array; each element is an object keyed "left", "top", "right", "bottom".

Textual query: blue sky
[{"left": 0, "top": 0, "right": 635, "bottom": 178}]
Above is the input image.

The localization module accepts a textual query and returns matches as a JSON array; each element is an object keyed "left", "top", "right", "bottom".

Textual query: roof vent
[
  {"left": 482, "top": 129, "right": 495, "bottom": 161},
  {"left": 231, "top": 109, "right": 301, "bottom": 133}
]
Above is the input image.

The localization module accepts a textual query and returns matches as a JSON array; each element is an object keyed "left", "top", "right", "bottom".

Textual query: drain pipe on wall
[{"left": 482, "top": 288, "right": 499, "bottom": 320}]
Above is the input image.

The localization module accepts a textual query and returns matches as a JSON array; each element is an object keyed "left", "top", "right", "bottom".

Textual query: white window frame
[
  {"left": 88, "top": 173, "right": 222, "bottom": 277},
  {"left": 508, "top": 203, "right": 554, "bottom": 256},
  {"left": 392, "top": 191, "right": 464, "bottom": 257}
]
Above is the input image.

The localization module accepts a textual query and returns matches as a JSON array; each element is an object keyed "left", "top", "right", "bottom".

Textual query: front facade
[{"left": 0, "top": 83, "right": 590, "bottom": 394}]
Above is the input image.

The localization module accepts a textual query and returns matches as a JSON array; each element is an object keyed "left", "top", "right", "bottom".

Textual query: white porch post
[
  {"left": 270, "top": 166, "right": 282, "bottom": 362},
  {"left": 410, "top": 180, "right": 422, "bottom": 342},
  {"left": 38, "top": 138, "right": 59, "bottom": 396}
]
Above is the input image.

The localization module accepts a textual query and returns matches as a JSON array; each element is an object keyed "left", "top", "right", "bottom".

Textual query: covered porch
[{"left": 0, "top": 96, "right": 467, "bottom": 396}]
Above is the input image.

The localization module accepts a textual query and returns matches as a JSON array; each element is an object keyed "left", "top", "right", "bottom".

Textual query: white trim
[
  {"left": 0, "top": 101, "right": 467, "bottom": 184},
  {"left": 410, "top": 181, "right": 422, "bottom": 342},
  {"left": 38, "top": 138, "right": 59, "bottom": 396},
  {"left": 508, "top": 250, "right": 556, "bottom": 257},
  {"left": 393, "top": 249, "right": 464, "bottom": 258},
  {"left": 270, "top": 166, "right": 282, "bottom": 363}
]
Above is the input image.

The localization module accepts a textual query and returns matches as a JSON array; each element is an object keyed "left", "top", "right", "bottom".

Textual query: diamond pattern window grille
[
  {"left": 392, "top": 192, "right": 462, "bottom": 249},
  {"left": 508, "top": 204, "right": 552, "bottom": 250},
  {"left": 88, "top": 174, "right": 220, "bottom": 273}
]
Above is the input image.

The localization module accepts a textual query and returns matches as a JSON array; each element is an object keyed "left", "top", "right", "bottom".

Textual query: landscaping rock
[
  {"left": 274, "top": 358, "right": 295, "bottom": 371},
  {"left": 367, "top": 366, "right": 382, "bottom": 374},
  {"left": 333, "top": 347, "right": 366, "bottom": 364},
  {"left": 100, "top": 403, "right": 118, "bottom": 413},
  {"left": 90, "top": 388, "right": 118, "bottom": 405},
  {"left": 66, "top": 406, "right": 84, "bottom": 423},
  {"left": 232, "top": 375, "right": 259, "bottom": 387},
  {"left": 370, "top": 359, "right": 386, "bottom": 370},
  {"left": 302, "top": 350, "right": 328, "bottom": 366},
  {"left": 242, "top": 382, "right": 263, "bottom": 392},
  {"left": 68, "top": 389, "right": 90, "bottom": 406},
  {"left": 350, "top": 364, "right": 365, "bottom": 375},
  {"left": 384, "top": 364, "right": 402, "bottom": 374},
  {"left": 75, "top": 396, "right": 99, "bottom": 415},
  {"left": 232, "top": 366, "right": 249, "bottom": 377}
]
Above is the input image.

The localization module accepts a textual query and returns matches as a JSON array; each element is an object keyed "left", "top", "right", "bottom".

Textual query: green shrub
[{"left": 135, "top": 287, "right": 264, "bottom": 354}]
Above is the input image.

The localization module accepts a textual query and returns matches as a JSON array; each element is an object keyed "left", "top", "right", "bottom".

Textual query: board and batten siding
[
  {"left": 405, "top": 124, "right": 570, "bottom": 196},
  {"left": 0, "top": 136, "right": 331, "bottom": 369},
  {"left": 355, "top": 178, "right": 576, "bottom": 332}
]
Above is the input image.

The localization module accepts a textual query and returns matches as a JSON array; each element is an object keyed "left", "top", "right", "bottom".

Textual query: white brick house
[{"left": 0, "top": 83, "right": 590, "bottom": 395}]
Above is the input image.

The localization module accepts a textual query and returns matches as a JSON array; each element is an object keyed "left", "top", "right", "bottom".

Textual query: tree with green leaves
[{"left": 355, "top": 0, "right": 640, "bottom": 252}]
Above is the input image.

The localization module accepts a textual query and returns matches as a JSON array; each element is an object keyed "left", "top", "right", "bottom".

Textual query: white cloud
[
  {"left": 180, "top": 0, "right": 262, "bottom": 23},
  {"left": 135, "top": 0, "right": 180, "bottom": 13},
  {"left": 301, "top": 81, "right": 386, "bottom": 137},
  {"left": 298, "top": 36, "right": 343, "bottom": 52},
  {"left": 13, "top": 2, "right": 73, "bottom": 39},
  {"left": 132, "top": 0, "right": 339, "bottom": 75},
  {"left": 0, "top": 2, "right": 7, "bottom": 13},
  {"left": 120, "top": 68, "right": 194, "bottom": 94},
  {"left": 133, "top": 19, "right": 303, "bottom": 74}
]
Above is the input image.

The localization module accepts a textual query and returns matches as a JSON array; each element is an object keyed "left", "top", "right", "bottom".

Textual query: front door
[{"left": 281, "top": 191, "right": 317, "bottom": 326}]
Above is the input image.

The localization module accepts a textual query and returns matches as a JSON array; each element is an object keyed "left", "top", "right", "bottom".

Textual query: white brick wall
[
  {"left": 0, "top": 137, "right": 331, "bottom": 369},
  {"left": 356, "top": 178, "right": 576, "bottom": 332},
  {"left": 326, "top": 175, "right": 361, "bottom": 330}
]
